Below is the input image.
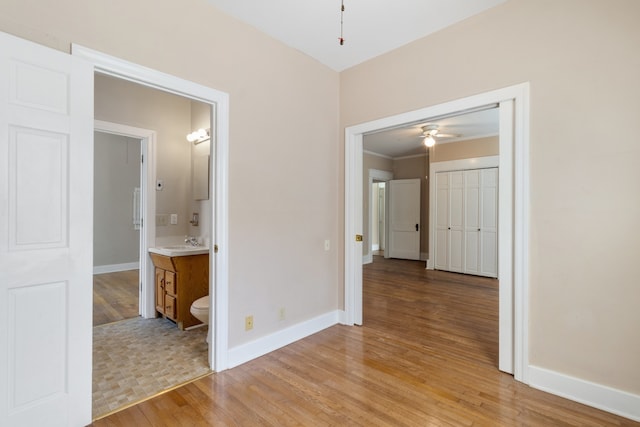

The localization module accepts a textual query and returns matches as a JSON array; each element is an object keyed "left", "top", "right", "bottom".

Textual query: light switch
[{"left": 170, "top": 214, "right": 178, "bottom": 225}]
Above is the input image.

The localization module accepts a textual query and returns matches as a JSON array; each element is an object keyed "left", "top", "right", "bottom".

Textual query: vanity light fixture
[{"left": 186, "top": 128, "right": 210, "bottom": 145}]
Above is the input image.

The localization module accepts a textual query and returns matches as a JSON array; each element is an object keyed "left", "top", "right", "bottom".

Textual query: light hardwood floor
[
  {"left": 93, "top": 269, "right": 139, "bottom": 326},
  {"left": 91, "top": 257, "right": 638, "bottom": 426}
]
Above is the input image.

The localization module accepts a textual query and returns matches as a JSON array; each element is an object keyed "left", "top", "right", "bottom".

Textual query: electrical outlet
[
  {"left": 245, "top": 315, "right": 254, "bottom": 331},
  {"left": 278, "top": 307, "right": 286, "bottom": 321},
  {"left": 156, "top": 214, "right": 169, "bottom": 226}
]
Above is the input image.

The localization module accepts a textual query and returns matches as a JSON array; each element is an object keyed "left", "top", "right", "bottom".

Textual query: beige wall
[
  {"left": 0, "top": 0, "right": 340, "bottom": 348},
  {"left": 341, "top": 0, "right": 640, "bottom": 395},
  {"left": 95, "top": 75, "right": 193, "bottom": 240},
  {"left": 430, "top": 136, "right": 498, "bottom": 163}
]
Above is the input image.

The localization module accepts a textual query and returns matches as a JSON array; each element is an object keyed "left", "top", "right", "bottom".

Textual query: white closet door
[
  {"left": 480, "top": 168, "right": 498, "bottom": 277},
  {"left": 448, "top": 171, "right": 464, "bottom": 272},
  {"left": 434, "top": 167, "right": 498, "bottom": 278},
  {"left": 434, "top": 173, "right": 449, "bottom": 270},
  {"left": 464, "top": 170, "right": 481, "bottom": 275}
]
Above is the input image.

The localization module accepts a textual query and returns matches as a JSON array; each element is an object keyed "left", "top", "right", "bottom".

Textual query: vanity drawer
[
  {"left": 164, "top": 271, "right": 177, "bottom": 295},
  {"left": 164, "top": 295, "right": 177, "bottom": 320}
]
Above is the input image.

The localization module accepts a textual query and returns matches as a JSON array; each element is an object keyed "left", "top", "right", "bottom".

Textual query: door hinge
[
  {"left": 141, "top": 154, "right": 144, "bottom": 163},
  {"left": 214, "top": 244, "right": 219, "bottom": 253},
  {"left": 355, "top": 234, "right": 363, "bottom": 242}
]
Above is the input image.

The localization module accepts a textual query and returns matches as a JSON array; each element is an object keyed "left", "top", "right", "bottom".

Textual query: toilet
[{"left": 190, "top": 296, "right": 209, "bottom": 325}]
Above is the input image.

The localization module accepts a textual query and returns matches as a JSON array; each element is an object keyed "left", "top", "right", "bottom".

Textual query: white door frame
[
  {"left": 94, "top": 121, "right": 157, "bottom": 318},
  {"left": 72, "top": 45, "right": 230, "bottom": 372},
  {"left": 365, "top": 169, "right": 393, "bottom": 264},
  {"left": 344, "top": 83, "right": 530, "bottom": 383}
]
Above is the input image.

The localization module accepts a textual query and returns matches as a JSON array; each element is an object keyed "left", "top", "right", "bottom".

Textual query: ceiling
[
  {"left": 363, "top": 108, "right": 500, "bottom": 158},
  {"left": 206, "top": 0, "right": 508, "bottom": 71}
]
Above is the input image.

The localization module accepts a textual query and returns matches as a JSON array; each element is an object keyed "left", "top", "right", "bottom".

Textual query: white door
[
  {"left": 480, "top": 168, "right": 498, "bottom": 277},
  {"left": 434, "top": 173, "right": 449, "bottom": 270},
  {"left": 387, "top": 179, "right": 421, "bottom": 260},
  {"left": 464, "top": 170, "right": 481, "bottom": 275},
  {"left": 448, "top": 172, "right": 464, "bottom": 272},
  {"left": 0, "top": 32, "right": 93, "bottom": 427}
]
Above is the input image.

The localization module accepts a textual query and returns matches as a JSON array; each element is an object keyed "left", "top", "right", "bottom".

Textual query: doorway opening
[
  {"left": 344, "top": 83, "right": 530, "bottom": 383},
  {"left": 72, "top": 44, "right": 230, "bottom": 419}
]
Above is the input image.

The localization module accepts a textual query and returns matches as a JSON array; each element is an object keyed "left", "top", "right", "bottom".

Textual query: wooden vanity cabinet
[{"left": 149, "top": 253, "right": 208, "bottom": 330}]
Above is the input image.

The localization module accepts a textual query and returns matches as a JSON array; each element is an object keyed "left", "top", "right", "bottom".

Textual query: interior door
[
  {"left": 480, "top": 168, "right": 498, "bottom": 277},
  {"left": 387, "top": 179, "right": 420, "bottom": 260},
  {"left": 434, "top": 172, "right": 449, "bottom": 269},
  {"left": 464, "top": 170, "right": 481, "bottom": 274},
  {"left": 448, "top": 172, "right": 464, "bottom": 272},
  {"left": 0, "top": 32, "right": 93, "bottom": 426}
]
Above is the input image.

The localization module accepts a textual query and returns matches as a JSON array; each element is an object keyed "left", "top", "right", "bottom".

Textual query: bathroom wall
[
  {"left": 189, "top": 100, "right": 212, "bottom": 246},
  {"left": 93, "top": 131, "right": 141, "bottom": 268},
  {"left": 94, "top": 74, "right": 192, "bottom": 242}
]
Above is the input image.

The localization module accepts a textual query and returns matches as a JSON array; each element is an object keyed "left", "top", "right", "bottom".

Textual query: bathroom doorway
[
  {"left": 92, "top": 130, "right": 143, "bottom": 325},
  {"left": 90, "top": 76, "right": 216, "bottom": 419}
]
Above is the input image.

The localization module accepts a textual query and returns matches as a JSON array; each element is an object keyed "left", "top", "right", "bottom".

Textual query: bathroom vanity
[{"left": 148, "top": 247, "right": 209, "bottom": 330}]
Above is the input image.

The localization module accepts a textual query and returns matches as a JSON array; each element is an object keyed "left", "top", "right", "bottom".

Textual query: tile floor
[{"left": 92, "top": 317, "right": 210, "bottom": 419}]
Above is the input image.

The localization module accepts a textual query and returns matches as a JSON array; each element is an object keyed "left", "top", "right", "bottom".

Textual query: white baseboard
[
  {"left": 363, "top": 253, "right": 373, "bottom": 264},
  {"left": 93, "top": 262, "right": 139, "bottom": 275},
  {"left": 529, "top": 365, "right": 640, "bottom": 422},
  {"left": 421, "top": 252, "right": 428, "bottom": 261},
  {"left": 227, "top": 310, "right": 340, "bottom": 369}
]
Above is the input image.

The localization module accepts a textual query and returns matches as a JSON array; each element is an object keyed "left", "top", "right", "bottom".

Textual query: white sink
[{"left": 149, "top": 245, "right": 209, "bottom": 257}]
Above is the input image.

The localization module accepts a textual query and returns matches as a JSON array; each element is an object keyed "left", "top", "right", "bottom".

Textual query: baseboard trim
[
  {"left": 363, "top": 253, "right": 373, "bottom": 264},
  {"left": 227, "top": 310, "right": 340, "bottom": 369},
  {"left": 529, "top": 365, "right": 640, "bottom": 422},
  {"left": 93, "top": 262, "right": 139, "bottom": 275}
]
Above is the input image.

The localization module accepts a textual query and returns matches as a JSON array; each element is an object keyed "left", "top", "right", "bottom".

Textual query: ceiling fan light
[{"left": 424, "top": 136, "right": 436, "bottom": 147}]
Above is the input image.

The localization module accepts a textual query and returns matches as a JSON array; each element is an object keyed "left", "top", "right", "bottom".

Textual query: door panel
[
  {"left": 388, "top": 179, "right": 420, "bottom": 260},
  {"left": 448, "top": 172, "right": 464, "bottom": 272},
  {"left": 481, "top": 168, "right": 498, "bottom": 277},
  {"left": 464, "top": 170, "right": 481, "bottom": 274},
  {"left": 0, "top": 32, "right": 93, "bottom": 427}
]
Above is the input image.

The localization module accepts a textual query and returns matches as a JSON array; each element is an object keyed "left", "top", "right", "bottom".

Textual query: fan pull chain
[{"left": 339, "top": 1, "right": 345, "bottom": 45}]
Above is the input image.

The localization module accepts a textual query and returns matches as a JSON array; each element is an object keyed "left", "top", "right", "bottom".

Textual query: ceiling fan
[{"left": 420, "top": 124, "right": 461, "bottom": 147}]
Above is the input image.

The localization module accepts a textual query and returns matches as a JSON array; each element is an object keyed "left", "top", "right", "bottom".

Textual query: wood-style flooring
[
  {"left": 91, "top": 257, "right": 638, "bottom": 426},
  {"left": 93, "top": 269, "right": 139, "bottom": 326}
]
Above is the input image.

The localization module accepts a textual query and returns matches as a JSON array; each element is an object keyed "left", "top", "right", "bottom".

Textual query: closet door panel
[
  {"left": 435, "top": 173, "right": 449, "bottom": 270},
  {"left": 464, "top": 170, "right": 481, "bottom": 275},
  {"left": 480, "top": 168, "right": 498, "bottom": 277},
  {"left": 448, "top": 172, "right": 464, "bottom": 272}
]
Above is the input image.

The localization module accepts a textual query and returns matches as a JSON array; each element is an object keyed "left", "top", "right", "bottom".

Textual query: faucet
[{"left": 184, "top": 235, "right": 200, "bottom": 246}]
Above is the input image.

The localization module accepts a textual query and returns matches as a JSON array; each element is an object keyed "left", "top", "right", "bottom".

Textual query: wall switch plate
[
  {"left": 324, "top": 239, "right": 330, "bottom": 251},
  {"left": 278, "top": 307, "right": 286, "bottom": 321},
  {"left": 170, "top": 214, "right": 178, "bottom": 225}
]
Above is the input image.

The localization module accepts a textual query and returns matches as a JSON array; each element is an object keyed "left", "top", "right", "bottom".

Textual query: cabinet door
[{"left": 155, "top": 268, "right": 165, "bottom": 313}]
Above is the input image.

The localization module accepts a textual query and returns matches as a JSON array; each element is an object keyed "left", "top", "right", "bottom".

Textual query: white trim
[
  {"left": 93, "top": 262, "right": 139, "bottom": 275},
  {"left": 529, "top": 366, "right": 640, "bottom": 422},
  {"left": 94, "top": 120, "right": 157, "bottom": 319},
  {"left": 72, "top": 45, "right": 230, "bottom": 372},
  {"left": 427, "top": 155, "right": 499, "bottom": 271},
  {"left": 344, "top": 83, "right": 530, "bottom": 382},
  {"left": 367, "top": 169, "right": 393, "bottom": 266},
  {"left": 227, "top": 311, "right": 340, "bottom": 369}
]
